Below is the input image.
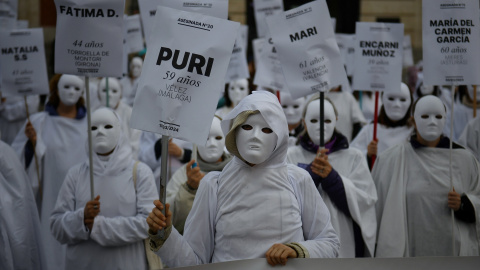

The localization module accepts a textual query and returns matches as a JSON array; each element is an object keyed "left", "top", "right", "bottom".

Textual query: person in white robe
[
  {"left": 166, "top": 116, "right": 233, "bottom": 234},
  {"left": 215, "top": 78, "right": 250, "bottom": 119},
  {"left": 0, "top": 95, "right": 39, "bottom": 144},
  {"left": 373, "top": 95, "right": 480, "bottom": 257},
  {"left": 0, "top": 140, "right": 45, "bottom": 270},
  {"left": 11, "top": 74, "right": 88, "bottom": 270},
  {"left": 97, "top": 77, "right": 141, "bottom": 157},
  {"left": 50, "top": 108, "right": 158, "bottom": 270},
  {"left": 146, "top": 91, "right": 339, "bottom": 267},
  {"left": 459, "top": 116, "right": 480, "bottom": 161},
  {"left": 351, "top": 82, "right": 414, "bottom": 169},
  {"left": 444, "top": 85, "right": 480, "bottom": 141},
  {"left": 279, "top": 91, "right": 306, "bottom": 146},
  {"left": 121, "top": 56, "right": 143, "bottom": 107},
  {"left": 287, "top": 94, "right": 377, "bottom": 257},
  {"left": 326, "top": 85, "right": 366, "bottom": 142},
  {"left": 355, "top": 91, "right": 382, "bottom": 123}
]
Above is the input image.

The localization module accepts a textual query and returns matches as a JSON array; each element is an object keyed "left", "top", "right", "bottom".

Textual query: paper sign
[
  {"left": 130, "top": 6, "right": 239, "bottom": 145},
  {"left": 0, "top": 28, "right": 49, "bottom": 97},
  {"left": 54, "top": 0, "right": 125, "bottom": 77},
  {"left": 0, "top": 0, "right": 17, "bottom": 30},
  {"left": 252, "top": 38, "right": 265, "bottom": 67},
  {"left": 253, "top": 33, "right": 286, "bottom": 91},
  {"left": 352, "top": 22, "right": 404, "bottom": 92},
  {"left": 225, "top": 26, "right": 250, "bottom": 83},
  {"left": 253, "top": 0, "right": 283, "bottom": 38},
  {"left": 345, "top": 35, "right": 355, "bottom": 76},
  {"left": 124, "top": 14, "right": 145, "bottom": 54},
  {"left": 138, "top": 0, "right": 228, "bottom": 47},
  {"left": 331, "top": 17, "right": 336, "bottom": 31},
  {"left": 16, "top": 19, "right": 28, "bottom": 29},
  {"left": 336, "top": 34, "right": 355, "bottom": 76},
  {"left": 240, "top": 24, "right": 248, "bottom": 55},
  {"left": 266, "top": 0, "right": 348, "bottom": 98},
  {"left": 403, "top": 35, "right": 414, "bottom": 67},
  {"left": 422, "top": 0, "right": 480, "bottom": 85}
]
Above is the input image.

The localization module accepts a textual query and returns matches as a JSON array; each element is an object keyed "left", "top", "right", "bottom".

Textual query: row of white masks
[
  {"left": 198, "top": 117, "right": 225, "bottom": 163},
  {"left": 382, "top": 82, "right": 411, "bottom": 121},
  {"left": 304, "top": 99, "right": 336, "bottom": 145},
  {"left": 414, "top": 95, "right": 446, "bottom": 142}
]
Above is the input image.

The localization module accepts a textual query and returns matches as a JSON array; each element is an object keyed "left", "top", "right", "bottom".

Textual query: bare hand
[
  {"left": 25, "top": 121, "right": 37, "bottom": 147},
  {"left": 448, "top": 187, "right": 461, "bottom": 211},
  {"left": 146, "top": 201, "right": 172, "bottom": 234},
  {"left": 84, "top": 195, "right": 100, "bottom": 231},
  {"left": 265, "top": 243, "right": 297, "bottom": 266},
  {"left": 311, "top": 149, "right": 332, "bottom": 178},
  {"left": 367, "top": 139, "right": 378, "bottom": 157},
  {"left": 168, "top": 139, "right": 183, "bottom": 158},
  {"left": 186, "top": 160, "right": 205, "bottom": 189}
]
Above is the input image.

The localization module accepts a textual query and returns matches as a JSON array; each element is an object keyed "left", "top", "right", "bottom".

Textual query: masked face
[
  {"left": 419, "top": 83, "right": 434, "bottom": 95},
  {"left": 414, "top": 96, "right": 446, "bottom": 142},
  {"left": 91, "top": 108, "right": 121, "bottom": 155},
  {"left": 467, "top": 85, "right": 480, "bottom": 101},
  {"left": 236, "top": 113, "right": 277, "bottom": 165},
  {"left": 304, "top": 100, "right": 336, "bottom": 145},
  {"left": 98, "top": 78, "right": 122, "bottom": 109},
  {"left": 228, "top": 79, "right": 249, "bottom": 106},
  {"left": 130, "top": 57, "right": 143, "bottom": 78},
  {"left": 280, "top": 92, "right": 306, "bottom": 125},
  {"left": 58, "top": 75, "right": 84, "bottom": 106},
  {"left": 382, "top": 83, "right": 411, "bottom": 121},
  {"left": 198, "top": 117, "right": 225, "bottom": 163}
]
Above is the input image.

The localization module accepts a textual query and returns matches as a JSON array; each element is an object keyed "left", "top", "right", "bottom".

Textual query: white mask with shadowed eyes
[
  {"left": 419, "top": 83, "right": 434, "bottom": 95},
  {"left": 58, "top": 74, "right": 84, "bottom": 106},
  {"left": 198, "top": 117, "right": 225, "bottom": 163},
  {"left": 228, "top": 78, "right": 249, "bottom": 107},
  {"left": 98, "top": 77, "right": 122, "bottom": 109},
  {"left": 91, "top": 108, "right": 121, "bottom": 155},
  {"left": 304, "top": 99, "right": 336, "bottom": 145},
  {"left": 130, "top": 57, "right": 143, "bottom": 78},
  {"left": 382, "top": 83, "right": 411, "bottom": 121},
  {"left": 236, "top": 113, "right": 278, "bottom": 165},
  {"left": 280, "top": 92, "right": 306, "bottom": 125},
  {"left": 467, "top": 85, "right": 480, "bottom": 101},
  {"left": 414, "top": 95, "right": 446, "bottom": 142}
]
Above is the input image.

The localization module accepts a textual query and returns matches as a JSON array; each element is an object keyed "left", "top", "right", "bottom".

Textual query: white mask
[
  {"left": 228, "top": 78, "right": 249, "bottom": 107},
  {"left": 130, "top": 57, "right": 143, "bottom": 78},
  {"left": 98, "top": 77, "right": 122, "bottom": 109},
  {"left": 198, "top": 117, "right": 225, "bottom": 163},
  {"left": 236, "top": 113, "right": 277, "bottom": 165},
  {"left": 304, "top": 99, "right": 336, "bottom": 145},
  {"left": 414, "top": 96, "right": 446, "bottom": 142},
  {"left": 382, "top": 83, "right": 411, "bottom": 121},
  {"left": 91, "top": 108, "right": 121, "bottom": 155},
  {"left": 58, "top": 75, "right": 84, "bottom": 106},
  {"left": 280, "top": 92, "right": 306, "bottom": 125},
  {"left": 467, "top": 85, "right": 480, "bottom": 101},
  {"left": 419, "top": 83, "right": 434, "bottom": 95}
]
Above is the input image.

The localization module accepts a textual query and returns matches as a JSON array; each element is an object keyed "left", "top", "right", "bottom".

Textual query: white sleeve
[
  {"left": 349, "top": 93, "right": 367, "bottom": 125},
  {"left": 50, "top": 167, "right": 90, "bottom": 245},
  {"left": 350, "top": 124, "right": 370, "bottom": 156},
  {"left": 0, "top": 95, "right": 39, "bottom": 121},
  {"left": 166, "top": 164, "right": 187, "bottom": 206},
  {"left": 90, "top": 163, "right": 158, "bottom": 247},
  {"left": 138, "top": 131, "right": 161, "bottom": 169}
]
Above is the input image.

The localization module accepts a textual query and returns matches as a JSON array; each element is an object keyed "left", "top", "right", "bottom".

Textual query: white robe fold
[
  {"left": 459, "top": 116, "right": 480, "bottom": 161},
  {"left": 326, "top": 91, "right": 366, "bottom": 142},
  {"left": 0, "top": 95, "right": 39, "bottom": 144}
]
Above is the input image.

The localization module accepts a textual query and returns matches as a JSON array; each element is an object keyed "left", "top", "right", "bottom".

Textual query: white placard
[
  {"left": 124, "top": 14, "right": 145, "bottom": 54},
  {"left": 252, "top": 37, "right": 265, "bottom": 67},
  {"left": 253, "top": 0, "right": 283, "bottom": 38},
  {"left": 331, "top": 17, "right": 336, "bottom": 31},
  {"left": 266, "top": 0, "right": 348, "bottom": 98},
  {"left": 138, "top": 0, "right": 228, "bottom": 47},
  {"left": 16, "top": 19, "right": 28, "bottom": 29},
  {"left": 403, "top": 35, "right": 414, "bottom": 67},
  {"left": 54, "top": 0, "right": 125, "bottom": 77},
  {"left": 0, "top": 0, "right": 17, "bottom": 30},
  {"left": 336, "top": 33, "right": 355, "bottom": 76},
  {"left": 225, "top": 27, "right": 250, "bottom": 83},
  {"left": 130, "top": 6, "right": 239, "bottom": 145},
  {"left": 345, "top": 35, "right": 355, "bottom": 76},
  {"left": 0, "top": 28, "right": 49, "bottom": 97},
  {"left": 352, "top": 22, "right": 404, "bottom": 92},
  {"left": 422, "top": 0, "right": 480, "bottom": 85},
  {"left": 240, "top": 24, "right": 248, "bottom": 55},
  {"left": 253, "top": 33, "right": 286, "bottom": 91}
]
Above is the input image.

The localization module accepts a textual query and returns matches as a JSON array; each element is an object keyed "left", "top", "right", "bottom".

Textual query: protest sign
[
  {"left": 240, "top": 24, "right": 248, "bottom": 54},
  {"left": 253, "top": 0, "right": 283, "bottom": 38},
  {"left": 16, "top": 19, "right": 28, "bottom": 29},
  {"left": 252, "top": 37, "right": 265, "bottom": 67},
  {"left": 0, "top": 28, "right": 49, "bottom": 97},
  {"left": 0, "top": 0, "right": 17, "bottom": 30},
  {"left": 266, "top": 0, "right": 348, "bottom": 98},
  {"left": 130, "top": 6, "right": 239, "bottom": 145},
  {"left": 225, "top": 26, "right": 250, "bottom": 83},
  {"left": 403, "top": 35, "right": 414, "bottom": 67},
  {"left": 352, "top": 22, "right": 404, "bottom": 92},
  {"left": 422, "top": 0, "right": 480, "bottom": 85},
  {"left": 54, "top": 0, "right": 125, "bottom": 77},
  {"left": 124, "top": 14, "right": 145, "bottom": 54},
  {"left": 253, "top": 32, "right": 286, "bottom": 91}
]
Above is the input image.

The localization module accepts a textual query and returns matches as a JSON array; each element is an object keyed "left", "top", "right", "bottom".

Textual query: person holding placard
[
  {"left": 166, "top": 116, "right": 233, "bottom": 235},
  {"left": 287, "top": 94, "right": 377, "bottom": 258},
  {"left": 351, "top": 83, "right": 414, "bottom": 168},
  {"left": 11, "top": 74, "right": 88, "bottom": 270},
  {"left": 373, "top": 95, "right": 480, "bottom": 257},
  {"left": 444, "top": 85, "right": 480, "bottom": 141},
  {"left": 0, "top": 95, "right": 39, "bottom": 144},
  {"left": 215, "top": 78, "right": 250, "bottom": 118},
  {"left": 459, "top": 116, "right": 480, "bottom": 162},
  {"left": 121, "top": 56, "right": 143, "bottom": 107},
  {"left": 97, "top": 77, "right": 141, "bottom": 157},
  {"left": 50, "top": 108, "right": 158, "bottom": 270},
  {"left": 146, "top": 91, "right": 339, "bottom": 267},
  {"left": 279, "top": 91, "right": 306, "bottom": 146}
]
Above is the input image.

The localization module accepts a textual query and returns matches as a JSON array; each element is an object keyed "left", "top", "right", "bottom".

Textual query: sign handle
[
  {"left": 24, "top": 95, "right": 42, "bottom": 200},
  {"left": 85, "top": 77, "right": 95, "bottom": 200},
  {"left": 449, "top": 85, "right": 456, "bottom": 256},
  {"left": 317, "top": 91, "right": 325, "bottom": 157},
  {"left": 473, "top": 85, "right": 477, "bottom": 118},
  {"left": 371, "top": 91, "right": 380, "bottom": 167},
  {"left": 159, "top": 135, "right": 169, "bottom": 240},
  {"left": 106, "top": 77, "right": 109, "bottom": 108},
  {"left": 192, "top": 144, "right": 198, "bottom": 168}
]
